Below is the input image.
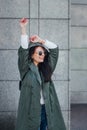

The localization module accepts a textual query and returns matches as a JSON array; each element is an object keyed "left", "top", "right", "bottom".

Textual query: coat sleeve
[
  {"left": 18, "top": 46, "right": 31, "bottom": 80},
  {"left": 48, "top": 46, "right": 59, "bottom": 73}
]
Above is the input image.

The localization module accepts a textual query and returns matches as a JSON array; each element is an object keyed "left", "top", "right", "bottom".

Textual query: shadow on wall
[
  {"left": 71, "top": 104, "right": 87, "bottom": 130},
  {"left": 0, "top": 112, "right": 16, "bottom": 130}
]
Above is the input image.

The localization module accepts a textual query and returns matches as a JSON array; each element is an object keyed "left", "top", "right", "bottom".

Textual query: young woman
[{"left": 15, "top": 18, "right": 66, "bottom": 130}]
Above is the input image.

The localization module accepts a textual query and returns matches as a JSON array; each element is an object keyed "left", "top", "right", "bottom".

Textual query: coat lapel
[{"left": 29, "top": 62, "right": 42, "bottom": 85}]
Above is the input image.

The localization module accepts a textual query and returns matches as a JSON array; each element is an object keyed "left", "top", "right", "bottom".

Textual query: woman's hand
[
  {"left": 19, "top": 18, "right": 29, "bottom": 35},
  {"left": 20, "top": 18, "right": 28, "bottom": 28},
  {"left": 29, "top": 35, "right": 45, "bottom": 44}
]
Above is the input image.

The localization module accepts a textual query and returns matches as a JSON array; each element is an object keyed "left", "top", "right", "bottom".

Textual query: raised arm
[
  {"left": 44, "top": 40, "right": 59, "bottom": 72},
  {"left": 18, "top": 18, "right": 30, "bottom": 80}
]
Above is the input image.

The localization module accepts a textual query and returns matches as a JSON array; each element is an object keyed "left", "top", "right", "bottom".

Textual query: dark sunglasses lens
[
  {"left": 38, "top": 51, "right": 47, "bottom": 56},
  {"left": 39, "top": 51, "right": 43, "bottom": 56}
]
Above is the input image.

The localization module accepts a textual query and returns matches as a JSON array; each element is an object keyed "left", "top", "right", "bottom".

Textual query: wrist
[
  {"left": 39, "top": 39, "right": 45, "bottom": 44},
  {"left": 21, "top": 27, "right": 27, "bottom": 35}
]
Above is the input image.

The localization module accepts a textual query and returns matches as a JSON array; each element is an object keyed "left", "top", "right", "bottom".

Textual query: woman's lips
[{"left": 39, "top": 57, "right": 44, "bottom": 60}]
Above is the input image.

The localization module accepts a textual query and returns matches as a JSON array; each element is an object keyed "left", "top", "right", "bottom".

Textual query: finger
[
  {"left": 20, "top": 18, "right": 28, "bottom": 24},
  {"left": 32, "top": 37, "right": 36, "bottom": 41},
  {"left": 20, "top": 18, "right": 24, "bottom": 22},
  {"left": 30, "top": 35, "right": 38, "bottom": 40},
  {"left": 29, "top": 37, "right": 35, "bottom": 42}
]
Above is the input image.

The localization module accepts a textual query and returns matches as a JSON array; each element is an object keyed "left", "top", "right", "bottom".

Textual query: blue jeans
[{"left": 38, "top": 104, "right": 48, "bottom": 130}]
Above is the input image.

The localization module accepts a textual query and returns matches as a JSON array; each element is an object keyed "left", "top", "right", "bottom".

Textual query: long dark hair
[{"left": 29, "top": 46, "right": 52, "bottom": 82}]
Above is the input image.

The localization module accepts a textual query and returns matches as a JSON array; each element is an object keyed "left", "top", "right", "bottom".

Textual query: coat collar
[{"left": 29, "top": 62, "right": 42, "bottom": 85}]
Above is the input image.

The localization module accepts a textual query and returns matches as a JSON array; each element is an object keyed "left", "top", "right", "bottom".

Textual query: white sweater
[{"left": 21, "top": 35, "right": 57, "bottom": 104}]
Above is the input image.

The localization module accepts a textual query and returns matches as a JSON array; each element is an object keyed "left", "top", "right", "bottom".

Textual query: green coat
[{"left": 15, "top": 45, "right": 66, "bottom": 130}]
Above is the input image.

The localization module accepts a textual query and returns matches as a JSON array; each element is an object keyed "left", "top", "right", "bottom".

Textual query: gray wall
[
  {"left": 71, "top": 0, "right": 87, "bottom": 130},
  {"left": 0, "top": 0, "right": 70, "bottom": 130},
  {"left": 71, "top": 0, "right": 87, "bottom": 104}
]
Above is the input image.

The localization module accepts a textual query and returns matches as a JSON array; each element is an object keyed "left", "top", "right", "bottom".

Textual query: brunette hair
[{"left": 29, "top": 46, "right": 52, "bottom": 82}]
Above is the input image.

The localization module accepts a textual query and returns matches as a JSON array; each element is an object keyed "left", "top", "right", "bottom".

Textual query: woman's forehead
[{"left": 35, "top": 46, "right": 45, "bottom": 51}]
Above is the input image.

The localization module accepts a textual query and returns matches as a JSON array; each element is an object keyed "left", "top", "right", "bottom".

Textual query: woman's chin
[{"left": 39, "top": 60, "right": 44, "bottom": 63}]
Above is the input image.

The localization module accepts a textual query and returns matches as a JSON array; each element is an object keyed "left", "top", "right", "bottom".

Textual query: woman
[{"left": 15, "top": 18, "right": 66, "bottom": 130}]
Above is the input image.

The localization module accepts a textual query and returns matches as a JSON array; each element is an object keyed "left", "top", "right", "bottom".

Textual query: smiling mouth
[{"left": 39, "top": 57, "right": 44, "bottom": 60}]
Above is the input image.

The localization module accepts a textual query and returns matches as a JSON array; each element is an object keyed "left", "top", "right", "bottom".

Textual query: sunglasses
[{"left": 35, "top": 51, "right": 47, "bottom": 56}]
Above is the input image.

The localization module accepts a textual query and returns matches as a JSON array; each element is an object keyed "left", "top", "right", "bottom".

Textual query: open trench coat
[{"left": 15, "top": 45, "right": 66, "bottom": 130}]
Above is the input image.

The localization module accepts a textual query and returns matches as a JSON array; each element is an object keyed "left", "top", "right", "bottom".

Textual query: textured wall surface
[
  {"left": 71, "top": 0, "right": 87, "bottom": 130},
  {"left": 0, "top": 0, "right": 70, "bottom": 130},
  {"left": 71, "top": 0, "right": 87, "bottom": 103}
]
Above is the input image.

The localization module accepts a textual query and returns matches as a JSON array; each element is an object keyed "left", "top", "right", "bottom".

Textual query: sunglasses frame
[{"left": 35, "top": 51, "right": 47, "bottom": 56}]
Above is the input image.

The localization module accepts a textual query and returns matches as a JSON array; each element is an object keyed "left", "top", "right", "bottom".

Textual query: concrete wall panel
[
  {"left": 71, "top": 49, "right": 87, "bottom": 70},
  {"left": 54, "top": 81, "right": 69, "bottom": 110},
  {"left": 71, "top": 27, "right": 87, "bottom": 48},
  {"left": 71, "top": 0, "right": 87, "bottom": 4},
  {"left": 0, "top": 82, "right": 20, "bottom": 111},
  {"left": 30, "top": 0, "right": 38, "bottom": 18},
  {"left": 0, "top": 0, "right": 29, "bottom": 18},
  {"left": 0, "top": 19, "right": 23, "bottom": 49},
  {"left": 70, "top": 71, "right": 87, "bottom": 91},
  {"left": 30, "top": 19, "right": 38, "bottom": 35},
  {"left": 0, "top": 50, "right": 20, "bottom": 80},
  {"left": 71, "top": 91, "right": 87, "bottom": 104},
  {"left": 40, "top": 20, "right": 68, "bottom": 49},
  {"left": 53, "top": 51, "right": 68, "bottom": 80},
  {"left": 71, "top": 5, "right": 87, "bottom": 26},
  {"left": 40, "top": 0, "right": 68, "bottom": 18}
]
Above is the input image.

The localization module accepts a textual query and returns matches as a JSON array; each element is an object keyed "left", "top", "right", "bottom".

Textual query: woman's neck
[{"left": 33, "top": 61, "right": 39, "bottom": 66}]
